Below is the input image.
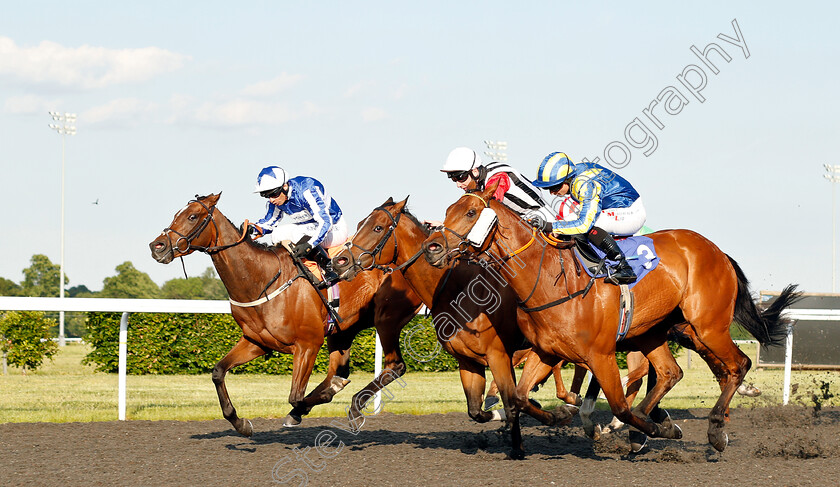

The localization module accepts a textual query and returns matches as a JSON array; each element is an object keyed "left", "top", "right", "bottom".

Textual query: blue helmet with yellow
[{"left": 533, "top": 152, "right": 575, "bottom": 188}]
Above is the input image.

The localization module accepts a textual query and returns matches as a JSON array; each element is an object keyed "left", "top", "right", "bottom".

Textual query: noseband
[{"left": 345, "top": 206, "right": 424, "bottom": 274}]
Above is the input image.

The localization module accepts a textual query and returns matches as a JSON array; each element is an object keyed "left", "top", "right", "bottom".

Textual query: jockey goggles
[
  {"left": 447, "top": 171, "right": 471, "bottom": 183},
  {"left": 260, "top": 186, "right": 287, "bottom": 199}
]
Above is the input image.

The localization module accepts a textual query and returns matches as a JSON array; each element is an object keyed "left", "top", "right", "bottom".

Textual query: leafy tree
[
  {"left": 100, "top": 262, "right": 160, "bottom": 299},
  {"left": 0, "top": 311, "right": 59, "bottom": 374},
  {"left": 161, "top": 267, "right": 228, "bottom": 300},
  {"left": 0, "top": 277, "right": 22, "bottom": 296},
  {"left": 21, "top": 254, "right": 67, "bottom": 297},
  {"left": 67, "top": 284, "right": 93, "bottom": 297}
]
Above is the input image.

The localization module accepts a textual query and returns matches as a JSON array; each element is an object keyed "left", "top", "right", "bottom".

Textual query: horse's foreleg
[
  {"left": 458, "top": 359, "right": 494, "bottom": 423},
  {"left": 283, "top": 343, "right": 320, "bottom": 427},
  {"left": 515, "top": 354, "right": 573, "bottom": 426},
  {"left": 485, "top": 348, "right": 525, "bottom": 460},
  {"left": 348, "top": 324, "right": 409, "bottom": 422},
  {"left": 212, "top": 337, "right": 266, "bottom": 437},
  {"left": 602, "top": 352, "right": 648, "bottom": 434},
  {"left": 552, "top": 362, "right": 580, "bottom": 406},
  {"left": 296, "top": 333, "right": 355, "bottom": 419},
  {"left": 587, "top": 355, "right": 661, "bottom": 449}
]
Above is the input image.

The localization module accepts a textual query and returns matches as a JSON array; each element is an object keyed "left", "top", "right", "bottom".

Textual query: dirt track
[{"left": 2, "top": 406, "right": 839, "bottom": 486}]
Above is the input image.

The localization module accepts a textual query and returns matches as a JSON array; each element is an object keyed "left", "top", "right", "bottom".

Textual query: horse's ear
[
  {"left": 393, "top": 196, "right": 409, "bottom": 213},
  {"left": 481, "top": 179, "right": 501, "bottom": 201},
  {"left": 204, "top": 193, "right": 221, "bottom": 206},
  {"left": 382, "top": 196, "right": 395, "bottom": 206}
]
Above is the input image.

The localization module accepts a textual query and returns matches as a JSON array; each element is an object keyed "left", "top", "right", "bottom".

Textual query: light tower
[
  {"left": 483, "top": 140, "right": 508, "bottom": 163},
  {"left": 49, "top": 112, "right": 77, "bottom": 346},
  {"left": 825, "top": 164, "right": 840, "bottom": 292}
]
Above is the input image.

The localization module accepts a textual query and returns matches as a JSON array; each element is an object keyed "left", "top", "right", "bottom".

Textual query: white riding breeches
[
  {"left": 269, "top": 216, "right": 350, "bottom": 249},
  {"left": 594, "top": 198, "right": 647, "bottom": 236}
]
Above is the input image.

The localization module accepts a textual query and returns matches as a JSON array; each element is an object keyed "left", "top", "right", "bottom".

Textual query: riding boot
[
  {"left": 308, "top": 246, "right": 340, "bottom": 288},
  {"left": 586, "top": 227, "right": 636, "bottom": 285}
]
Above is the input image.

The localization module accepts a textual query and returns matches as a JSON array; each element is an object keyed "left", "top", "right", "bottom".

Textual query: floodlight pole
[
  {"left": 483, "top": 140, "right": 508, "bottom": 163},
  {"left": 49, "top": 112, "right": 77, "bottom": 346},
  {"left": 825, "top": 164, "right": 840, "bottom": 293}
]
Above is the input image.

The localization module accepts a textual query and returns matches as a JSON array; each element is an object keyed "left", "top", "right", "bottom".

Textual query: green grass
[{"left": 1, "top": 343, "right": 838, "bottom": 423}]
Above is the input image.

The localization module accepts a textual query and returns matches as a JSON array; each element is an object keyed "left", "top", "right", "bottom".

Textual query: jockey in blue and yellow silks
[{"left": 532, "top": 152, "right": 647, "bottom": 285}]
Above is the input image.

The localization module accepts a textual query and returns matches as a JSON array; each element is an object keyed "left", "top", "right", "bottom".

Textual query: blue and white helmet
[{"left": 253, "top": 166, "right": 288, "bottom": 194}]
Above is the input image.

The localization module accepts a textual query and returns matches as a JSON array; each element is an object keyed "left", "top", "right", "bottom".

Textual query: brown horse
[
  {"left": 149, "top": 194, "right": 422, "bottom": 435},
  {"left": 422, "top": 183, "right": 800, "bottom": 451},
  {"left": 332, "top": 197, "right": 584, "bottom": 458}
]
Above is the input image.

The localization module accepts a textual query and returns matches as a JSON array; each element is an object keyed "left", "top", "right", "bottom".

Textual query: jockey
[
  {"left": 251, "top": 165, "right": 347, "bottom": 285},
  {"left": 431, "top": 147, "right": 555, "bottom": 224},
  {"left": 532, "top": 152, "right": 646, "bottom": 285}
]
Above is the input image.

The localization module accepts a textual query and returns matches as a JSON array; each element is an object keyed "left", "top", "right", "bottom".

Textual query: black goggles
[
  {"left": 447, "top": 171, "right": 470, "bottom": 183},
  {"left": 260, "top": 187, "right": 286, "bottom": 199}
]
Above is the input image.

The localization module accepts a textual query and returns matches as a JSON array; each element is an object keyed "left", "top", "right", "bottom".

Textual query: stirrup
[{"left": 605, "top": 266, "right": 636, "bottom": 286}]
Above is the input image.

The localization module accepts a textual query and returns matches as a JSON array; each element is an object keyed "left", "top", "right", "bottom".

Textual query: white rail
[{"left": 0, "top": 297, "right": 384, "bottom": 420}]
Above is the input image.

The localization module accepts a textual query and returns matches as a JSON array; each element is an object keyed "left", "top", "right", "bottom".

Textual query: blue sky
[{"left": 1, "top": 1, "right": 838, "bottom": 294}]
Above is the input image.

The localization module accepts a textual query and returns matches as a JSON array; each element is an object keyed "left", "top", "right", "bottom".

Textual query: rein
[{"left": 162, "top": 196, "right": 251, "bottom": 256}]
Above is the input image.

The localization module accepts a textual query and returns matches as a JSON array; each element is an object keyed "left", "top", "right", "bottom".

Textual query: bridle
[
  {"left": 161, "top": 196, "right": 250, "bottom": 257},
  {"left": 344, "top": 205, "right": 423, "bottom": 274}
]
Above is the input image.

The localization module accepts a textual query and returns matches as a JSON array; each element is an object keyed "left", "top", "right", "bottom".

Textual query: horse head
[
  {"left": 422, "top": 181, "right": 501, "bottom": 268},
  {"left": 332, "top": 197, "right": 407, "bottom": 280},
  {"left": 149, "top": 193, "right": 223, "bottom": 264}
]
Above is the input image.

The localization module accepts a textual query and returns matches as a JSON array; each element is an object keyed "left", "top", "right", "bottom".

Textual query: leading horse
[
  {"left": 422, "top": 182, "right": 800, "bottom": 451},
  {"left": 149, "top": 194, "right": 423, "bottom": 435}
]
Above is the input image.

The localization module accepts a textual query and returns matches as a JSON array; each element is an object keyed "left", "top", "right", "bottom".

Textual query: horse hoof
[
  {"left": 709, "top": 430, "right": 728, "bottom": 452},
  {"left": 737, "top": 383, "right": 761, "bottom": 397},
  {"left": 237, "top": 419, "right": 254, "bottom": 437},
  {"left": 490, "top": 409, "right": 507, "bottom": 421},
  {"left": 508, "top": 449, "right": 526, "bottom": 460},
  {"left": 483, "top": 396, "right": 501, "bottom": 412},
  {"left": 282, "top": 414, "right": 302, "bottom": 427},
  {"left": 629, "top": 429, "right": 648, "bottom": 453}
]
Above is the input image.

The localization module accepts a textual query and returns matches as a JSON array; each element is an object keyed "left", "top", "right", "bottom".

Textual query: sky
[{"left": 1, "top": 1, "right": 838, "bottom": 295}]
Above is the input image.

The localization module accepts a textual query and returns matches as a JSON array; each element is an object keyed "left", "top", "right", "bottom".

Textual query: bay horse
[
  {"left": 422, "top": 182, "right": 800, "bottom": 451},
  {"left": 149, "top": 194, "right": 423, "bottom": 435},
  {"left": 332, "top": 197, "right": 588, "bottom": 458}
]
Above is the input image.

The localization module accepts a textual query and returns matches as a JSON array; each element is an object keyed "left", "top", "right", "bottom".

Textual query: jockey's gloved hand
[
  {"left": 293, "top": 242, "right": 313, "bottom": 259},
  {"left": 249, "top": 224, "right": 264, "bottom": 238},
  {"left": 528, "top": 218, "right": 554, "bottom": 234}
]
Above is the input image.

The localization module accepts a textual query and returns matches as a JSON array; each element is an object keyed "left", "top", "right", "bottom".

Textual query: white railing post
[
  {"left": 373, "top": 331, "right": 383, "bottom": 412},
  {"left": 118, "top": 312, "right": 129, "bottom": 420},
  {"left": 782, "top": 323, "right": 794, "bottom": 405}
]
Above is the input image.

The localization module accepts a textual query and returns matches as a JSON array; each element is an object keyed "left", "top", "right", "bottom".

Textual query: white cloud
[
  {"left": 344, "top": 81, "right": 374, "bottom": 98},
  {"left": 82, "top": 98, "right": 159, "bottom": 125},
  {"left": 361, "top": 107, "right": 387, "bottom": 122},
  {"left": 0, "top": 36, "right": 188, "bottom": 89},
  {"left": 240, "top": 73, "right": 304, "bottom": 96},
  {"left": 4, "top": 95, "right": 60, "bottom": 114},
  {"left": 191, "top": 99, "right": 321, "bottom": 127}
]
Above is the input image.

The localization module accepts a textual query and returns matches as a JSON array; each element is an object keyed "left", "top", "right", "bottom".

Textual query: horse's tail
[{"left": 727, "top": 255, "right": 801, "bottom": 347}]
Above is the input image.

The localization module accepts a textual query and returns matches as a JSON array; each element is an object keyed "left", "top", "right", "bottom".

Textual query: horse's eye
[
  {"left": 188, "top": 214, "right": 198, "bottom": 221},
  {"left": 466, "top": 209, "right": 477, "bottom": 218},
  {"left": 373, "top": 225, "right": 384, "bottom": 233}
]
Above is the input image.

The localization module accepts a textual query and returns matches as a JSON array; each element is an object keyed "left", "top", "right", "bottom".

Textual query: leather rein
[{"left": 345, "top": 205, "right": 424, "bottom": 274}]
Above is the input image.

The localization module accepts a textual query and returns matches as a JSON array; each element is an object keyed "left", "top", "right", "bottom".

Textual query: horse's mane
[{"left": 382, "top": 199, "right": 431, "bottom": 237}]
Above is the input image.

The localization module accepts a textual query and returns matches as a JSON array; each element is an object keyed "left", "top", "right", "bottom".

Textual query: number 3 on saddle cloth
[{"left": 574, "top": 235, "right": 660, "bottom": 341}]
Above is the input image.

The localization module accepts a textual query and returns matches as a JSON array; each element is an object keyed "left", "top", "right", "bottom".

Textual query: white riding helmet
[
  {"left": 440, "top": 147, "right": 482, "bottom": 173},
  {"left": 253, "top": 166, "right": 288, "bottom": 194}
]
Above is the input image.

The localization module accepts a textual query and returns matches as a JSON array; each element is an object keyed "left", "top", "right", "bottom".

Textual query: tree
[
  {"left": 21, "top": 254, "right": 67, "bottom": 297},
  {"left": 67, "top": 284, "right": 93, "bottom": 297},
  {"left": 0, "top": 277, "right": 22, "bottom": 296},
  {"left": 161, "top": 267, "right": 228, "bottom": 300},
  {"left": 100, "top": 262, "right": 160, "bottom": 299},
  {"left": 0, "top": 311, "right": 59, "bottom": 374}
]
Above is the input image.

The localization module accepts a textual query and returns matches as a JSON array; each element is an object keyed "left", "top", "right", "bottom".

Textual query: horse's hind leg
[
  {"left": 484, "top": 348, "right": 529, "bottom": 411},
  {"left": 290, "top": 333, "right": 355, "bottom": 421},
  {"left": 212, "top": 337, "right": 266, "bottom": 437},
  {"left": 458, "top": 359, "right": 494, "bottom": 423},
  {"left": 283, "top": 342, "right": 321, "bottom": 427}
]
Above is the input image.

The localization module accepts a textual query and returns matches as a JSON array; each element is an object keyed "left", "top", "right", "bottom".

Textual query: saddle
[{"left": 280, "top": 240, "right": 344, "bottom": 333}]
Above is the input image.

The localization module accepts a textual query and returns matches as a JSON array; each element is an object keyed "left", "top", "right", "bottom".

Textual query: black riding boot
[
  {"left": 587, "top": 227, "right": 636, "bottom": 285},
  {"left": 308, "top": 246, "right": 340, "bottom": 288}
]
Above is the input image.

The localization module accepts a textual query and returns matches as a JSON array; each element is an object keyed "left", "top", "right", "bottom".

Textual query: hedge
[
  {"left": 82, "top": 312, "right": 680, "bottom": 375},
  {"left": 83, "top": 312, "right": 458, "bottom": 375}
]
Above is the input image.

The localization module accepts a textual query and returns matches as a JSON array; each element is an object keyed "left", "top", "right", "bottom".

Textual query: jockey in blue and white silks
[
  {"left": 253, "top": 167, "right": 348, "bottom": 249},
  {"left": 252, "top": 165, "right": 348, "bottom": 285},
  {"left": 532, "top": 152, "right": 647, "bottom": 285}
]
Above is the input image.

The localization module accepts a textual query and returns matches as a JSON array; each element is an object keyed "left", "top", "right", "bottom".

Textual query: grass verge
[{"left": 1, "top": 343, "right": 837, "bottom": 423}]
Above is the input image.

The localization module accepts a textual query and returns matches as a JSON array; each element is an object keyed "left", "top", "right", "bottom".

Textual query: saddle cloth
[{"left": 574, "top": 235, "right": 660, "bottom": 289}]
